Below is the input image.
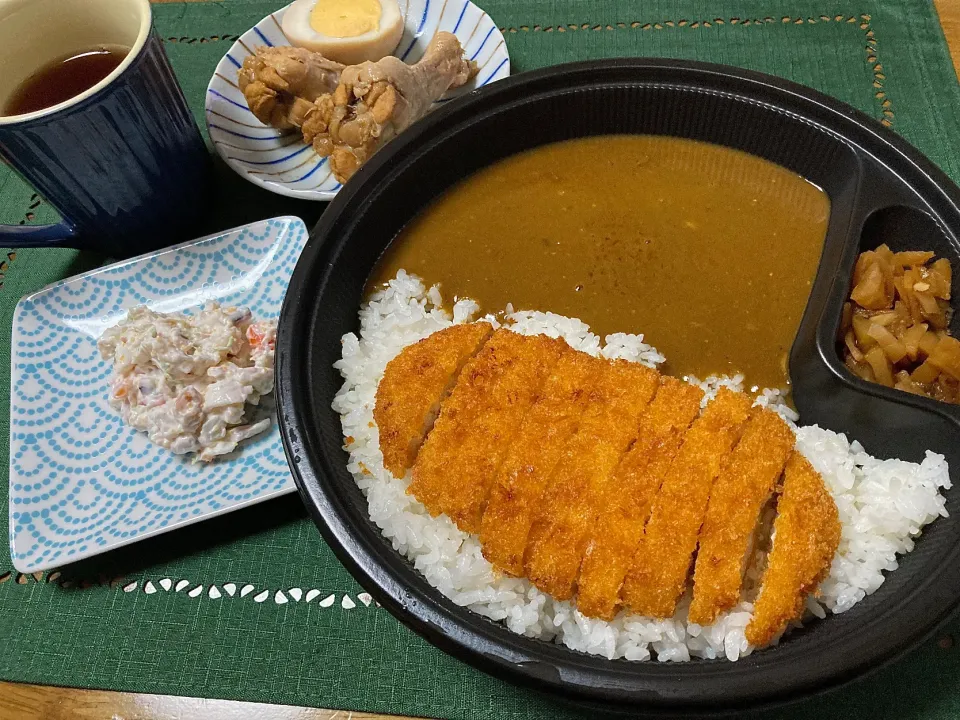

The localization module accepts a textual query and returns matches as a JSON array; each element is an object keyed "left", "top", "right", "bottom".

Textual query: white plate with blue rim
[
  {"left": 205, "top": 0, "right": 510, "bottom": 201},
  {"left": 8, "top": 217, "right": 307, "bottom": 573}
]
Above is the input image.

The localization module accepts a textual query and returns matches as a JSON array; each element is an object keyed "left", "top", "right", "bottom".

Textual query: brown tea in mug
[{"left": 4, "top": 46, "right": 128, "bottom": 116}]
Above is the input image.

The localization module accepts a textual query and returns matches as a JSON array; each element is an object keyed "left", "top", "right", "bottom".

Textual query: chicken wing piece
[
  {"left": 745, "top": 453, "right": 840, "bottom": 647},
  {"left": 622, "top": 388, "right": 753, "bottom": 618},
  {"left": 479, "top": 348, "right": 603, "bottom": 576},
  {"left": 688, "top": 408, "right": 795, "bottom": 626},
  {"left": 374, "top": 322, "right": 493, "bottom": 478},
  {"left": 576, "top": 377, "right": 704, "bottom": 620},
  {"left": 238, "top": 46, "right": 343, "bottom": 130},
  {"left": 409, "top": 329, "right": 566, "bottom": 531},
  {"left": 301, "top": 32, "right": 478, "bottom": 182},
  {"left": 523, "top": 360, "right": 660, "bottom": 601}
]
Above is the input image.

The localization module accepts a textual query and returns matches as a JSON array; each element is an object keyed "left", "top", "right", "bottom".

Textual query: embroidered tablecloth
[{"left": 3, "top": 1, "right": 960, "bottom": 718}]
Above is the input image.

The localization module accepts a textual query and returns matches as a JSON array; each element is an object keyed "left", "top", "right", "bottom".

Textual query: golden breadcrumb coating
[
  {"left": 745, "top": 453, "right": 840, "bottom": 647},
  {"left": 622, "top": 388, "right": 752, "bottom": 618},
  {"left": 480, "top": 348, "right": 602, "bottom": 575},
  {"left": 524, "top": 359, "right": 660, "bottom": 601},
  {"left": 688, "top": 408, "right": 795, "bottom": 625},
  {"left": 374, "top": 322, "right": 493, "bottom": 478},
  {"left": 576, "top": 377, "right": 704, "bottom": 620},
  {"left": 397, "top": 332, "right": 841, "bottom": 632},
  {"left": 409, "top": 329, "right": 565, "bottom": 531}
]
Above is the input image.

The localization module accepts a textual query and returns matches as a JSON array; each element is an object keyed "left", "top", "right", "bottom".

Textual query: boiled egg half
[{"left": 282, "top": 0, "right": 405, "bottom": 65}]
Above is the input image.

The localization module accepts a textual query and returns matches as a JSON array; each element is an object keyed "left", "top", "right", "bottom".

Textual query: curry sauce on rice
[{"left": 369, "top": 135, "right": 831, "bottom": 392}]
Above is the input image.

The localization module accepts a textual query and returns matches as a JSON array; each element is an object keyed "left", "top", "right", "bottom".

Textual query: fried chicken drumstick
[
  {"left": 238, "top": 46, "right": 343, "bottom": 130},
  {"left": 301, "top": 32, "right": 478, "bottom": 182}
]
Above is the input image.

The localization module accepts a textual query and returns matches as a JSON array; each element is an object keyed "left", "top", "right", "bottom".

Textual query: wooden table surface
[{"left": 4, "top": 0, "right": 960, "bottom": 717}]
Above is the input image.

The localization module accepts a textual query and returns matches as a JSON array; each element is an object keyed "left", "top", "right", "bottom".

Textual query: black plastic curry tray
[{"left": 276, "top": 59, "right": 960, "bottom": 714}]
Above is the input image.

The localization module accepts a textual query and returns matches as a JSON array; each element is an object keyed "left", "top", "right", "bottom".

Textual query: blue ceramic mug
[{"left": 0, "top": 0, "right": 210, "bottom": 256}]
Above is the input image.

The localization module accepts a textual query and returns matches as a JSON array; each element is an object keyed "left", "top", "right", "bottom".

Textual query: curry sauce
[{"left": 369, "top": 135, "right": 830, "bottom": 390}]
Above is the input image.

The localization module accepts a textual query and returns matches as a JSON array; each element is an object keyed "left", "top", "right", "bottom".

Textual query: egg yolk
[{"left": 310, "top": 0, "right": 383, "bottom": 38}]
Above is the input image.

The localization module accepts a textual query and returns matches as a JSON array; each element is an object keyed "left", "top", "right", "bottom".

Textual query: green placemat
[{"left": 3, "top": 1, "right": 960, "bottom": 718}]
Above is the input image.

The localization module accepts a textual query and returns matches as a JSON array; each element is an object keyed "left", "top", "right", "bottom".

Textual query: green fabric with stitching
[{"left": 2, "top": 1, "right": 960, "bottom": 717}]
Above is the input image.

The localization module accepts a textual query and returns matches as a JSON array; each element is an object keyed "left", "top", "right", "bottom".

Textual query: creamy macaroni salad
[{"left": 98, "top": 304, "right": 277, "bottom": 461}]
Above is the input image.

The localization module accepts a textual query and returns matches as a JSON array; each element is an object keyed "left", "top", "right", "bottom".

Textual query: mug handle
[{"left": 0, "top": 220, "right": 78, "bottom": 247}]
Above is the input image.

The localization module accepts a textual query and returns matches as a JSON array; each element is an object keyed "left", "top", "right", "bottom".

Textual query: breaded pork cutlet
[
  {"left": 688, "top": 408, "right": 795, "bottom": 626},
  {"left": 746, "top": 453, "right": 840, "bottom": 647},
  {"left": 524, "top": 359, "right": 660, "bottom": 601},
  {"left": 479, "top": 348, "right": 602, "bottom": 576},
  {"left": 374, "top": 322, "right": 493, "bottom": 478},
  {"left": 622, "top": 388, "right": 753, "bottom": 618},
  {"left": 576, "top": 377, "right": 704, "bottom": 620},
  {"left": 409, "top": 329, "right": 565, "bottom": 531}
]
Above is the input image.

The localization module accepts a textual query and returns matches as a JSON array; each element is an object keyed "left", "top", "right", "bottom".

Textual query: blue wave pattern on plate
[
  {"left": 206, "top": 0, "right": 510, "bottom": 201},
  {"left": 8, "top": 217, "right": 307, "bottom": 573}
]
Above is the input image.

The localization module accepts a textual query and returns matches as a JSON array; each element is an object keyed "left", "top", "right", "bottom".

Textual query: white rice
[{"left": 333, "top": 271, "right": 951, "bottom": 662}]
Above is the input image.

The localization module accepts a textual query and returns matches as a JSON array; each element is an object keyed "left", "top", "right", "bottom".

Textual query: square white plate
[{"left": 8, "top": 216, "right": 307, "bottom": 573}]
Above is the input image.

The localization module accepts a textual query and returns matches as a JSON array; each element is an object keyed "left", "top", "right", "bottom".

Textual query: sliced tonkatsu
[
  {"left": 622, "top": 388, "right": 753, "bottom": 618},
  {"left": 746, "top": 453, "right": 841, "bottom": 647},
  {"left": 374, "top": 322, "right": 493, "bottom": 478},
  {"left": 576, "top": 377, "right": 704, "bottom": 620},
  {"left": 480, "top": 347, "right": 603, "bottom": 576},
  {"left": 688, "top": 408, "right": 796, "bottom": 625},
  {"left": 523, "top": 359, "right": 660, "bottom": 601},
  {"left": 409, "top": 328, "right": 566, "bottom": 532},
  {"left": 377, "top": 323, "right": 841, "bottom": 638}
]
